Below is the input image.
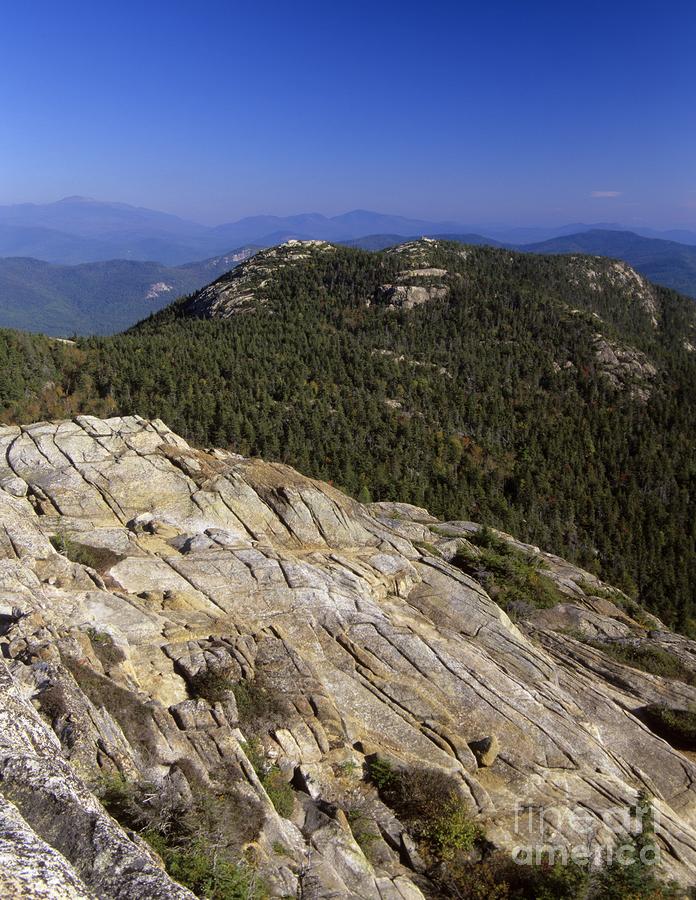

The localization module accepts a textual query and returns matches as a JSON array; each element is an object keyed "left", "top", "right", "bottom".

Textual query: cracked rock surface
[{"left": 2, "top": 415, "right": 696, "bottom": 896}]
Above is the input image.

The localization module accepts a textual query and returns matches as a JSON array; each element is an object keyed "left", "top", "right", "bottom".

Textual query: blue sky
[{"left": 1, "top": 0, "right": 694, "bottom": 226}]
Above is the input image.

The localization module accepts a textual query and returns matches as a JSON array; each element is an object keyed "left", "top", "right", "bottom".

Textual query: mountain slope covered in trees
[
  {"left": 1, "top": 239, "right": 695, "bottom": 628},
  {"left": 521, "top": 229, "right": 696, "bottom": 299},
  {"left": 347, "top": 229, "right": 696, "bottom": 298},
  {"left": 0, "top": 247, "right": 256, "bottom": 335}
]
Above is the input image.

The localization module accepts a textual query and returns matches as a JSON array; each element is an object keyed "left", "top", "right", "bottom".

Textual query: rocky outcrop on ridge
[
  {"left": 568, "top": 256, "right": 660, "bottom": 327},
  {"left": 178, "top": 240, "right": 336, "bottom": 319},
  {"left": 177, "top": 237, "right": 457, "bottom": 319},
  {"left": 2, "top": 416, "right": 696, "bottom": 897},
  {"left": 591, "top": 332, "right": 658, "bottom": 400}
]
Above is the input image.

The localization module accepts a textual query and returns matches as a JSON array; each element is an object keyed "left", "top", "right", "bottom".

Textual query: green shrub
[
  {"left": 367, "top": 756, "right": 398, "bottom": 790},
  {"left": 527, "top": 856, "right": 590, "bottom": 900},
  {"left": 622, "top": 600, "right": 654, "bottom": 627},
  {"left": 585, "top": 641, "right": 696, "bottom": 686},
  {"left": 466, "top": 852, "right": 589, "bottom": 900},
  {"left": 86, "top": 628, "right": 125, "bottom": 669},
  {"left": 413, "top": 540, "right": 442, "bottom": 557},
  {"left": 98, "top": 772, "right": 139, "bottom": 829},
  {"left": 345, "top": 808, "right": 381, "bottom": 857},
  {"left": 189, "top": 669, "right": 235, "bottom": 702},
  {"left": 356, "top": 484, "right": 373, "bottom": 504},
  {"left": 575, "top": 578, "right": 620, "bottom": 602},
  {"left": 369, "top": 763, "right": 483, "bottom": 866},
  {"left": 68, "top": 662, "right": 161, "bottom": 757},
  {"left": 641, "top": 705, "right": 696, "bottom": 749},
  {"left": 240, "top": 736, "right": 266, "bottom": 774},
  {"left": 271, "top": 840, "right": 290, "bottom": 857},
  {"left": 452, "top": 530, "right": 565, "bottom": 612},
  {"left": 262, "top": 769, "right": 294, "bottom": 818},
  {"left": 596, "top": 792, "right": 680, "bottom": 900},
  {"left": 336, "top": 759, "right": 360, "bottom": 778},
  {"left": 144, "top": 833, "right": 265, "bottom": 900},
  {"left": 232, "top": 678, "right": 287, "bottom": 730},
  {"left": 440, "top": 810, "right": 679, "bottom": 900},
  {"left": 419, "top": 797, "right": 482, "bottom": 861},
  {"left": 97, "top": 774, "right": 266, "bottom": 899},
  {"left": 466, "top": 525, "right": 506, "bottom": 552},
  {"left": 437, "top": 853, "right": 512, "bottom": 899},
  {"left": 242, "top": 739, "right": 294, "bottom": 818}
]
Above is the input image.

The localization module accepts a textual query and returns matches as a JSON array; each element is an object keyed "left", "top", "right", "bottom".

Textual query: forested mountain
[
  {"left": 344, "top": 233, "right": 504, "bottom": 251},
  {"left": 2, "top": 238, "right": 696, "bottom": 629},
  {"left": 347, "top": 229, "right": 696, "bottom": 298},
  {"left": 0, "top": 247, "right": 256, "bottom": 335},
  {"left": 4, "top": 227, "right": 693, "bottom": 337}
]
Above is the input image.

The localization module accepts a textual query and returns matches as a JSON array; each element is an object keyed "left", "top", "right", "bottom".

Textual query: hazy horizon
[
  {"left": 2, "top": 0, "right": 694, "bottom": 229},
  {"left": 1, "top": 194, "right": 695, "bottom": 234}
]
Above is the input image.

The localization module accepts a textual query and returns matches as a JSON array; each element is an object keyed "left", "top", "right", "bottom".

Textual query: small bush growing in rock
[
  {"left": 640, "top": 704, "right": 696, "bottom": 749},
  {"left": 438, "top": 824, "right": 678, "bottom": 900},
  {"left": 49, "top": 533, "right": 120, "bottom": 572},
  {"left": 336, "top": 758, "right": 360, "bottom": 778},
  {"left": 419, "top": 797, "right": 482, "bottom": 861},
  {"left": 97, "top": 772, "right": 266, "bottom": 899},
  {"left": 67, "top": 661, "right": 161, "bottom": 758},
  {"left": 232, "top": 678, "right": 288, "bottom": 731},
  {"left": 466, "top": 525, "right": 505, "bottom": 552},
  {"left": 367, "top": 756, "right": 398, "bottom": 791},
  {"left": 36, "top": 681, "right": 72, "bottom": 727},
  {"left": 596, "top": 792, "right": 680, "bottom": 900},
  {"left": 369, "top": 762, "right": 484, "bottom": 866},
  {"left": 144, "top": 832, "right": 265, "bottom": 900},
  {"left": 242, "top": 738, "right": 295, "bottom": 818},
  {"left": 261, "top": 769, "right": 294, "bottom": 818},
  {"left": 345, "top": 807, "right": 381, "bottom": 857},
  {"left": 452, "top": 529, "right": 564, "bottom": 613},
  {"left": 341, "top": 789, "right": 383, "bottom": 861},
  {"left": 86, "top": 628, "right": 125, "bottom": 669},
  {"left": 575, "top": 578, "right": 621, "bottom": 603},
  {"left": 413, "top": 540, "right": 442, "bottom": 557},
  {"left": 271, "top": 840, "right": 290, "bottom": 857},
  {"left": 387, "top": 766, "right": 457, "bottom": 822},
  {"left": 585, "top": 641, "right": 696, "bottom": 686},
  {"left": 189, "top": 668, "right": 235, "bottom": 703},
  {"left": 98, "top": 772, "right": 139, "bottom": 828},
  {"left": 437, "top": 852, "right": 513, "bottom": 899}
]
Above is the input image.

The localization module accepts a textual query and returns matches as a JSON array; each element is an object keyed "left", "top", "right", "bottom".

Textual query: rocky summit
[{"left": 1, "top": 415, "right": 696, "bottom": 897}]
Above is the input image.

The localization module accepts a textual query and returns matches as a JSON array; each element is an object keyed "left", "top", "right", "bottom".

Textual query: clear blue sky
[{"left": 1, "top": 0, "right": 694, "bottom": 226}]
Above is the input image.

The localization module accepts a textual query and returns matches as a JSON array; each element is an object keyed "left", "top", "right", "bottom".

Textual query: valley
[{"left": 0, "top": 248, "right": 256, "bottom": 336}]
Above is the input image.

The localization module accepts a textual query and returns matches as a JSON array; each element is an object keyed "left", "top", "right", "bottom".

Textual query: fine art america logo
[{"left": 512, "top": 793, "right": 660, "bottom": 868}]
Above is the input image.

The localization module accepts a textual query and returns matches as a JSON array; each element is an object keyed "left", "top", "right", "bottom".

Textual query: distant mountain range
[
  {"left": 0, "top": 198, "right": 469, "bottom": 264},
  {"left": 1, "top": 197, "right": 695, "bottom": 265}
]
